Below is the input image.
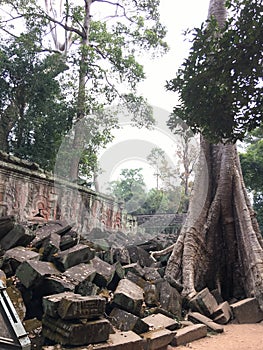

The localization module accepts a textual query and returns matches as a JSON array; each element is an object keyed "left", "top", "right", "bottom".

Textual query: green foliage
[{"left": 166, "top": 0, "right": 263, "bottom": 143}]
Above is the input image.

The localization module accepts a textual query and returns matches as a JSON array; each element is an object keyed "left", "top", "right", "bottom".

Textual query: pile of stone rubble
[{"left": 0, "top": 216, "right": 263, "bottom": 350}]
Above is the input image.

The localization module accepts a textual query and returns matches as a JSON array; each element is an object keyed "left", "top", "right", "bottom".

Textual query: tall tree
[
  {"left": 0, "top": 0, "right": 167, "bottom": 179},
  {"left": 153, "top": 0, "right": 263, "bottom": 310}
]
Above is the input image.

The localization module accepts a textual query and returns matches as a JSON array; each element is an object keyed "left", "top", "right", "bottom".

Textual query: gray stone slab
[
  {"left": 142, "top": 313, "right": 180, "bottom": 331},
  {"left": 171, "top": 324, "right": 207, "bottom": 346},
  {"left": 16, "top": 260, "right": 60, "bottom": 288},
  {"left": 0, "top": 216, "right": 15, "bottom": 239},
  {"left": 189, "top": 288, "right": 218, "bottom": 317},
  {"left": 91, "top": 257, "right": 116, "bottom": 288},
  {"left": 113, "top": 278, "right": 144, "bottom": 316},
  {"left": 90, "top": 330, "right": 143, "bottom": 350},
  {"left": 109, "top": 308, "right": 149, "bottom": 334},
  {"left": 158, "top": 280, "right": 182, "bottom": 318},
  {"left": 141, "top": 328, "right": 175, "bottom": 350},
  {"left": 212, "top": 301, "right": 232, "bottom": 324},
  {"left": 53, "top": 244, "right": 95, "bottom": 271},
  {"left": 231, "top": 298, "right": 263, "bottom": 323},
  {"left": 187, "top": 312, "right": 224, "bottom": 333},
  {"left": 42, "top": 315, "right": 110, "bottom": 346},
  {"left": 127, "top": 246, "right": 154, "bottom": 267},
  {"left": 0, "top": 224, "right": 35, "bottom": 250},
  {"left": 41, "top": 233, "right": 61, "bottom": 261}
]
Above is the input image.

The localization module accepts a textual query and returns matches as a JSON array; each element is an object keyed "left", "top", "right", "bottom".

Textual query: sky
[{"left": 97, "top": 0, "right": 211, "bottom": 192}]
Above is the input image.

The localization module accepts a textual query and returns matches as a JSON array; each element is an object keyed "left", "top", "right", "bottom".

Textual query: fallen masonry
[{"left": 0, "top": 216, "right": 263, "bottom": 349}]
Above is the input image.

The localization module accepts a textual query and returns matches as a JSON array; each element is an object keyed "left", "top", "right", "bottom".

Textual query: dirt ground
[{"left": 168, "top": 323, "right": 263, "bottom": 350}]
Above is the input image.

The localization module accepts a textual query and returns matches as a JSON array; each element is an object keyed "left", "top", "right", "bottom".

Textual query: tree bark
[{"left": 161, "top": 0, "right": 263, "bottom": 310}]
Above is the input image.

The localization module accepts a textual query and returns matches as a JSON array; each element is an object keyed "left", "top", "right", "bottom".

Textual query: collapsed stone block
[
  {"left": 112, "top": 278, "right": 144, "bottom": 316},
  {"left": 187, "top": 312, "right": 224, "bottom": 333},
  {"left": 158, "top": 280, "right": 182, "bottom": 318},
  {"left": 143, "top": 267, "right": 162, "bottom": 283},
  {"left": 0, "top": 216, "right": 15, "bottom": 240},
  {"left": 0, "top": 224, "right": 35, "bottom": 251},
  {"left": 189, "top": 288, "right": 218, "bottom": 317},
  {"left": 42, "top": 314, "right": 111, "bottom": 346},
  {"left": 63, "top": 263, "right": 96, "bottom": 289},
  {"left": 41, "top": 233, "right": 61, "bottom": 261},
  {"left": 16, "top": 260, "right": 60, "bottom": 288},
  {"left": 31, "top": 222, "right": 72, "bottom": 249},
  {"left": 43, "top": 292, "right": 106, "bottom": 320},
  {"left": 43, "top": 275, "right": 76, "bottom": 295},
  {"left": 127, "top": 246, "right": 155, "bottom": 267},
  {"left": 141, "top": 328, "right": 175, "bottom": 350},
  {"left": 91, "top": 256, "right": 116, "bottom": 288},
  {"left": 212, "top": 301, "right": 232, "bottom": 324},
  {"left": 53, "top": 244, "right": 95, "bottom": 271},
  {"left": 90, "top": 330, "right": 144, "bottom": 350},
  {"left": 171, "top": 324, "right": 207, "bottom": 346},
  {"left": 109, "top": 308, "right": 149, "bottom": 334},
  {"left": 123, "top": 262, "right": 145, "bottom": 277},
  {"left": 142, "top": 313, "right": 180, "bottom": 331},
  {"left": 2, "top": 246, "right": 40, "bottom": 276},
  {"left": 59, "top": 230, "right": 78, "bottom": 251},
  {"left": 231, "top": 298, "right": 263, "bottom": 323}
]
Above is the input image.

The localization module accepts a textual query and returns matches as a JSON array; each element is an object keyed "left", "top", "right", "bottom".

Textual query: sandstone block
[
  {"left": 63, "top": 263, "right": 96, "bottom": 287},
  {"left": 0, "top": 224, "right": 35, "bottom": 250},
  {"left": 141, "top": 328, "right": 175, "bottom": 350},
  {"left": 91, "top": 330, "right": 143, "bottom": 350},
  {"left": 189, "top": 288, "right": 218, "bottom": 317},
  {"left": 109, "top": 308, "right": 149, "bottom": 334},
  {"left": 41, "top": 233, "right": 61, "bottom": 261},
  {"left": 187, "top": 312, "right": 224, "bottom": 333},
  {"left": 43, "top": 275, "right": 76, "bottom": 295},
  {"left": 112, "top": 278, "right": 144, "bottom": 315},
  {"left": 2, "top": 246, "right": 40, "bottom": 276},
  {"left": 171, "top": 324, "right": 207, "bottom": 346},
  {"left": 127, "top": 246, "right": 154, "bottom": 267},
  {"left": 142, "top": 313, "right": 180, "bottom": 331},
  {"left": 42, "top": 315, "right": 110, "bottom": 346},
  {"left": 157, "top": 280, "right": 182, "bottom": 317},
  {"left": 212, "top": 301, "right": 232, "bottom": 324},
  {"left": 0, "top": 216, "right": 15, "bottom": 239},
  {"left": 91, "top": 256, "right": 116, "bottom": 287},
  {"left": 231, "top": 298, "right": 263, "bottom": 323},
  {"left": 16, "top": 260, "right": 60, "bottom": 288},
  {"left": 53, "top": 244, "right": 95, "bottom": 271},
  {"left": 59, "top": 230, "right": 78, "bottom": 251}
]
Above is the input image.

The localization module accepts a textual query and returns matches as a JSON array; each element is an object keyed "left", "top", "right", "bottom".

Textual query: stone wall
[{"left": 0, "top": 152, "right": 130, "bottom": 236}]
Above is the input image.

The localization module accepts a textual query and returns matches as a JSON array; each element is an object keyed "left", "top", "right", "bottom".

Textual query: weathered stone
[
  {"left": 113, "top": 247, "right": 131, "bottom": 265},
  {"left": 41, "top": 233, "right": 61, "bottom": 261},
  {"left": 142, "top": 313, "right": 180, "bottom": 331},
  {"left": 2, "top": 246, "right": 40, "bottom": 276},
  {"left": 16, "top": 260, "right": 60, "bottom": 288},
  {"left": 0, "top": 216, "right": 15, "bottom": 239},
  {"left": 231, "top": 298, "right": 263, "bottom": 323},
  {"left": 76, "top": 281, "right": 100, "bottom": 296},
  {"left": 0, "top": 224, "right": 35, "bottom": 251},
  {"left": 63, "top": 263, "right": 96, "bottom": 288},
  {"left": 43, "top": 292, "right": 106, "bottom": 320},
  {"left": 32, "top": 222, "right": 72, "bottom": 249},
  {"left": 89, "top": 330, "right": 143, "bottom": 350},
  {"left": 127, "top": 246, "right": 154, "bottom": 267},
  {"left": 187, "top": 312, "right": 224, "bottom": 333},
  {"left": 171, "top": 324, "right": 207, "bottom": 346},
  {"left": 42, "top": 315, "right": 110, "bottom": 345},
  {"left": 6, "top": 283, "right": 26, "bottom": 321},
  {"left": 158, "top": 280, "right": 182, "bottom": 317},
  {"left": 53, "top": 244, "right": 95, "bottom": 272},
  {"left": 60, "top": 230, "right": 79, "bottom": 251},
  {"left": 123, "top": 263, "right": 145, "bottom": 277},
  {"left": 189, "top": 288, "right": 218, "bottom": 317},
  {"left": 23, "top": 318, "right": 43, "bottom": 350},
  {"left": 43, "top": 275, "right": 76, "bottom": 295},
  {"left": 126, "top": 271, "right": 158, "bottom": 306},
  {"left": 58, "top": 295, "right": 106, "bottom": 320},
  {"left": 112, "top": 279, "right": 144, "bottom": 316},
  {"left": 91, "top": 256, "right": 116, "bottom": 288},
  {"left": 143, "top": 267, "right": 162, "bottom": 283},
  {"left": 109, "top": 308, "right": 149, "bottom": 334},
  {"left": 212, "top": 301, "right": 232, "bottom": 324},
  {"left": 210, "top": 289, "right": 224, "bottom": 304},
  {"left": 107, "top": 262, "right": 125, "bottom": 291},
  {"left": 141, "top": 328, "right": 175, "bottom": 350}
]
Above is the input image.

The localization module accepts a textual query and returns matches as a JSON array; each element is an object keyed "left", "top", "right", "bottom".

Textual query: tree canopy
[{"left": 166, "top": 0, "right": 263, "bottom": 143}]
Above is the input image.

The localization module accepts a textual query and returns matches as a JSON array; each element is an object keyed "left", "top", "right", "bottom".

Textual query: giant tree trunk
[
  {"left": 164, "top": 138, "right": 263, "bottom": 308},
  {"left": 163, "top": 0, "right": 263, "bottom": 310}
]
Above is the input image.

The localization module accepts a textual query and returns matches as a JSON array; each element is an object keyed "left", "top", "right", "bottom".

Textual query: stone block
[
  {"left": 157, "top": 280, "right": 182, "bottom": 318},
  {"left": 210, "top": 289, "right": 224, "bottom": 304},
  {"left": 53, "top": 244, "right": 95, "bottom": 272},
  {"left": 107, "top": 262, "right": 125, "bottom": 291},
  {"left": 143, "top": 267, "right": 162, "bottom": 283},
  {"left": 91, "top": 330, "right": 144, "bottom": 350},
  {"left": 171, "top": 324, "right": 207, "bottom": 346},
  {"left": 123, "top": 263, "right": 145, "bottom": 277},
  {"left": 141, "top": 328, "right": 175, "bottom": 350},
  {"left": 43, "top": 275, "right": 76, "bottom": 295},
  {"left": 41, "top": 233, "right": 61, "bottom": 261},
  {"left": 109, "top": 308, "right": 149, "bottom": 334},
  {"left": 42, "top": 315, "right": 110, "bottom": 346},
  {"left": 127, "top": 246, "right": 155, "bottom": 267},
  {"left": 142, "top": 313, "right": 180, "bottom": 331},
  {"left": 0, "top": 216, "right": 15, "bottom": 239},
  {"left": 231, "top": 298, "right": 263, "bottom": 323},
  {"left": 212, "top": 301, "right": 232, "bottom": 324},
  {"left": 91, "top": 257, "right": 116, "bottom": 288},
  {"left": 16, "top": 260, "right": 60, "bottom": 288},
  {"left": 63, "top": 263, "right": 96, "bottom": 287},
  {"left": 32, "top": 222, "right": 72, "bottom": 249},
  {"left": 60, "top": 230, "right": 78, "bottom": 251},
  {"left": 43, "top": 292, "right": 106, "bottom": 320},
  {"left": 187, "top": 312, "right": 224, "bottom": 333},
  {"left": 0, "top": 223, "right": 35, "bottom": 250},
  {"left": 2, "top": 246, "right": 40, "bottom": 276},
  {"left": 112, "top": 278, "right": 144, "bottom": 316},
  {"left": 189, "top": 288, "right": 218, "bottom": 317}
]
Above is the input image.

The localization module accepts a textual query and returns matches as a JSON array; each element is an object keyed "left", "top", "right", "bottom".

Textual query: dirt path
[{"left": 168, "top": 323, "right": 263, "bottom": 350}]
